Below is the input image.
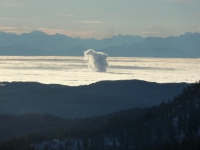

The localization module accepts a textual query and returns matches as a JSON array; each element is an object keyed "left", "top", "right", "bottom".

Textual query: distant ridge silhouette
[
  {"left": 0, "top": 31, "right": 199, "bottom": 57},
  {"left": 0, "top": 80, "right": 188, "bottom": 118}
]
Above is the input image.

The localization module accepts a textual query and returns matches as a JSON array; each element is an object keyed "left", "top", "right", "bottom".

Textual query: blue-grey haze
[{"left": 0, "top": 31, "right": 200, "bottom": 57}]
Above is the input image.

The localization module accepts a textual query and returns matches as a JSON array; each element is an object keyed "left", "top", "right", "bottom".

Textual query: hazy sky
[{"left": 0, "top": 0, "right": 200, "bottom": 39}]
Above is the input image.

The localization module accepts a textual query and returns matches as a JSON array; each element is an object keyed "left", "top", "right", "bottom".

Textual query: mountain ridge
[
  {"left": 0, "top": 81, "right": 200, "bottom": 149},
  {"left": 0, "top": 80, "right": 188, "bottom": 118},
  {"left": 0, "top": 31, "right": 199, "bottom": 57}
]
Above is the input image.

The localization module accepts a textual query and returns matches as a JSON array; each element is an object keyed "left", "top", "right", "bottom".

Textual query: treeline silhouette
[
  {"left": 0, "top": 80, "right": 187, "bottom": 118},
  {"left": 0, "top": 81, "right": 200, "bottom": 149}
]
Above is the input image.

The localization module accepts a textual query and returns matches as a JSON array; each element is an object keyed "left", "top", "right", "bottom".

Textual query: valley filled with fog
[{"left": 0, "top": 56, "right": 199, "bottom": 86}]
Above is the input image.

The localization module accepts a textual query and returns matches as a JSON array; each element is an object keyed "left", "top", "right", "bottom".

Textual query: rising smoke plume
[{"left": 84, "top": 49, "right": 109, "bottom": 72}]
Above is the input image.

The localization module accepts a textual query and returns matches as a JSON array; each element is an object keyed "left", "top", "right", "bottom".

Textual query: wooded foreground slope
[{"left": 0, "top": 81, "right": 200, "bottom": 149}]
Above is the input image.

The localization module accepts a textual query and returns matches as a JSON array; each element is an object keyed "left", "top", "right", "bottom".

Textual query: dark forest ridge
[
  {"left": 0, "top": 80, "right": 188, "bottom": 118},
  {"left": 0, "top": 81, "right": 200, "bottom": 149},
  {"left": 0, "top": 31, "right": 200, "bottom": 57}
]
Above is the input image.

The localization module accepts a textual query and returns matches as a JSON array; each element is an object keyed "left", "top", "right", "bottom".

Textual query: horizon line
[{"left": 0, "top": 29, "right": 199, "bottom": 40}]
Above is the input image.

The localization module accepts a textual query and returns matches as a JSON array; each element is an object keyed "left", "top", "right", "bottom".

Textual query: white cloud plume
[{"left": 84, "top": 49, "right": 109, "bottom": 72}]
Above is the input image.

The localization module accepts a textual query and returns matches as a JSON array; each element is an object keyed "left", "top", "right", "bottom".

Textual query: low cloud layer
[{"left": 84, "top": 49, "right": 109, "bottom": 72}]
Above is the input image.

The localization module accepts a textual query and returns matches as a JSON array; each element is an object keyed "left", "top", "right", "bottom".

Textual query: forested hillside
[
  {"left": 0, "top": 80, "right": 187, "bottom": 118},
  {"left": 0, "top": 81, "right": 200, "bottom": 150}
]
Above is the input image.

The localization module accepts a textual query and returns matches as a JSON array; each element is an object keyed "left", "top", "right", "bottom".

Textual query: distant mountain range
[{"left": 0, "top": 31, "right": 200, "bottom": 57}]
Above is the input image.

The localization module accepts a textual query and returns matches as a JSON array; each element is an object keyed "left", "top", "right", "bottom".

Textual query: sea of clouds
[{"left": 0, "top": 53, "right": 199, "bottom": 86}]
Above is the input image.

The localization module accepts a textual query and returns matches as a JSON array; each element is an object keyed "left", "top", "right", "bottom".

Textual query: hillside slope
[
  {"left": 0, "top": 81, "right": 199, "bottom": 149},
  {"left": 0, "top": 80, "right": 188, "bottom": 118}
]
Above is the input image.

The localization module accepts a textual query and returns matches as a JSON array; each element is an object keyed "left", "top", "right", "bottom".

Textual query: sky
[{"left": 0, "top": 0, "right": 200, "bottom": 39}]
